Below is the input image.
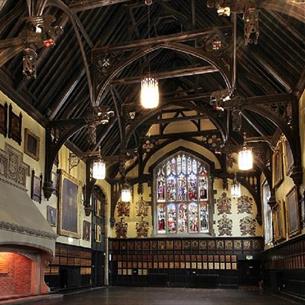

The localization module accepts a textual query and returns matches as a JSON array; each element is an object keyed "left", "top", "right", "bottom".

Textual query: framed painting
[
  {"left": 58, "top": 170, "right": 81, "bottom": 238},
  {"left": 286, "top": 186, "right": 300, "bottom": 237},
  {"left": 283, "top": 138, "right": 294, "bottom": 176},
  {"left": 47, "top": 206, "right": 57, "bottom": 227},
  {"left": 52, "top": 170, "right": 59, "bottom": 196},
  {"left": 0, "top": 103, "right": 7, "bottom": 137},
  {"left": 83, "top": 221, "right": 91, "bottom": 241},
  {"left": 31, "top": 170, "right": 42, "bottom": 203},
  {"left": 24, "top": 128, "right": 40, "bottom": 161},
  {"left": 96, "top": 224, "right": 101, "bottom": 242},
  {"left": 272, "top": 201, "right": 286, "bottom": 242},
  {"left": 8, "top": 104, "right": 22, "bottom": 145},
  {"left": 272, "top": 142, "right": 283, "bottom": 188}
]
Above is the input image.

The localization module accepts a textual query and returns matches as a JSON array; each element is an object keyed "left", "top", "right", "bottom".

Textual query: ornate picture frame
[
  {"left": 24, "top": 128, "right": 40, "bottom": 161},
  {"left": 83, "top": 220, "right": 91, "bottom": 241},
  {"left": 31, "top": 170, "right": 42, "bottom": 203},
  {"left": 8, "top": 104, "right": 22, "bottom": 145},
  {"left": 272, "top": 142, "right": 283, "bottom": 188},
  {"left": 58, "top": 170, "right": 81, "bottom": 238},
  {"left": 283, "top": 138, "right": 294, "bottom": 176},
  {"left": 47, "top": 206, "right": 57, "bottom": 227},
  {"left": 0, "top": 103, "right": 7, "bottom": 137},
  {"left": 286, "top": 186, "right": 300, "bottom": 237},
  {"left": 272, "top": 201, "right": 286, "bottom": 242}
]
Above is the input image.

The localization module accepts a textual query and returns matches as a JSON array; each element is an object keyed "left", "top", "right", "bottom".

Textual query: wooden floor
[{"left": 30, "top": 287, "right": 302, "bottom": 305}]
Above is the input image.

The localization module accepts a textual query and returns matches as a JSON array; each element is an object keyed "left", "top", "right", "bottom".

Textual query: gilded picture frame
[
  {"left": 272, "top": 142, "right": 283, "bottom": 188},
  {"left": 24, "top": 128, "right": 40, "bottom": 161},
  {"left": 286, "top": 186, "right": 300, "bottom": 237},
  {"left": 272, "top": 201, "right": 286, "bottom": 242},
  {"left": 58, "top": 170, "right": 81, "bottom": 238},
  {"left": 47, "top": 206, "right": 57, "bottom": 227},
  {"left": 8, "top": 104, "right": 22, "bottom": 145},
  {"left": 31, "top": 170, "right": 42, "bottom": 203},
  {"left": 83, "top": 220, "right": 91, "bottom": 241},
  {"left": 283, "top": 138, "right": 294, "bottom": 176}
]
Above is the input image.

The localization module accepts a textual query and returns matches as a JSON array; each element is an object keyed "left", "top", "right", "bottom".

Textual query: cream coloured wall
[
  {"left": 111, "top": 139, "right": 262, "bottom": 238},
  {"left": 0, "top": 91, "right": 111, "bottom": 249}
]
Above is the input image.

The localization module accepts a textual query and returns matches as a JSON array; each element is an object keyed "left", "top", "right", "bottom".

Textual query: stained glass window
[{"left": 155, "top": 152, "right": 210, "bottom": 235}]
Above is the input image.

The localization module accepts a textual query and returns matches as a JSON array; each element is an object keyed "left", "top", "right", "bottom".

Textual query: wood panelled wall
[
  {"left": 264, "top": 235, "right": 305, "bottom": 300},
  {"left": 109, "top": 237, "right": 264, "bottom": 288},
  {"left": 45, "top": 243, "right": 92, "bottom": 291}
]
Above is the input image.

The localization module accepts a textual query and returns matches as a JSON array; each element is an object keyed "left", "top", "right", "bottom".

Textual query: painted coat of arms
[
  {"left": 237, "top": 195, "right": 253, "bottom": 214},
  {"left": 240, "top": 216, "right": 256, "bottom": 236},
  {"left": 217, "top": 214, "right": 233, "bottom": 236},
  {"left": 217, "top": 192, "right": 232, "bottom": 215}
]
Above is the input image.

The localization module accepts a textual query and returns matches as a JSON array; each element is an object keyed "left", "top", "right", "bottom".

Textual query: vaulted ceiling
[{"left": 0, "top": 0, "right": 304, "bottom": 179}]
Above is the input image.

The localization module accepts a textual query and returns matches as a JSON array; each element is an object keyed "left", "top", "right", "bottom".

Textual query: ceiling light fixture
[
  {"left": 231, "top": 174, "right": 241, "bottom": 198},
  {"left": 121, "top": 183, "right": 132, "bottom": 203},
  {"left": 140, "top": 0, "right": 159, "bottom": 109},
  {"left": 238, "top": 134, "right": 253, "bottom": 171},
  {"left": 92, "top": 148, "right": 106, "bottom": 180}
]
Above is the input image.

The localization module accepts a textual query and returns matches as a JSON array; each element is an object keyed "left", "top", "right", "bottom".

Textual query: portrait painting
[
  {"left": 283, "top": 138, "right": 294, "bottom": 176},
  {"left": 83, "top": 221, "right": 91, "bottom": 241},
  {"left": 272, "top": 142, "right": 283, "bottom": 188},
  {"left": 0, "top": 103, "right": 7, "bottom": 137},
  {"left": 31, "top": 170, "right": 42, "bottom": 203},
  {"left": 24, "top": 128, "right": 40, "bottom": 161},
  {"left": 8, "top": 104, "right": 22, "bottom": 145},
  {"left": 286, "top": 186, "right": 300, "bottom": 237},
  {"left": 272, "top": 201, "right": 286, "bottom": 242},
  {"left": 47, "top": 206, "right": 57, "bottom": 227},
  {"left": 58, "top": 170, "right": 81, "bottom": 238}
]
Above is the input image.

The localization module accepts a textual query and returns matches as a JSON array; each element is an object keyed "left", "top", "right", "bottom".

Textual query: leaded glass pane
[
  {"left": 166, "top": 175, "right": 176, "bottom": 201},
  {"left": 177, "top": 203, "right": 187, "bottom": 233},
  {"left": 177, "top": 174, "right": 187, "bottom": 201},
  {"left": 155, "top": 152, "right": 210, "bottom": 236},
  {"left": 157, "top": 168, "right": 166, "bottom": 202},
  {"left": 167, "top": 203, "right": 177, "bottom": 233},
  {"left": 200, "top": 201, "right": 209, "bottom": 233},
  {"left": 157, "top": 204, "right": 166, "bottom": 234},
  {"left": 182, "top": 155, "right": 187, "bottom": 174},
  {"left": 188, "top": 202, "right": 199, "bottom": 233},
  {"left": 188, "top": 173, "right": 197, "bottom": 201}
]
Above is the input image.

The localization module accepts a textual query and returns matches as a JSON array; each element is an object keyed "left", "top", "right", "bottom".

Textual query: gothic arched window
[{"left": 154, "top": 151, "right": 211, "bottom": 235}]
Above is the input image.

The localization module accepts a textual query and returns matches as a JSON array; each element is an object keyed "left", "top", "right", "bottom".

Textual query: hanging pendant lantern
[
  {"left": 121, "top": 184, "right": 132, "bottom": 203},
  {"left": 140, "top": 77, "right": 159, "bottom": 109},
  {"left": 92, "top": 159, "right": 106, "bottom": 180},
  {"left": 238, "top": 146, "right": 253, "bottom": 170},
  {"left": 231, "top": 180, "right": 241, "bottom": 198}
]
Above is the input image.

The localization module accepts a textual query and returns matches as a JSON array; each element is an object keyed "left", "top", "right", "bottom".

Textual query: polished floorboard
[{"left": 33, "top": 287, "right": 301, "bottom": 305}]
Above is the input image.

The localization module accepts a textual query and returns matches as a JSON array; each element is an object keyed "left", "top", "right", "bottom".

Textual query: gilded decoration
[
  {"left": 237, "top": 195, "right": 253, "bottom": 214},
  {"left": 217, "top": 192, "right": 232, "bottom": 215},
  {"left": 217, "top": 214, "right": 233, "bottom": 236},
  {"left": 136, "top": 217, "right": 149, "bottom": 238},
  {"left": 0, "top": 144, "right": 30, "bottom": 188},
  {"left": 136, "top": 197, "right": 149, "bottom": 217},
  {"left": 117, "top": 201, "right": 130, "bottom": 217},
  {"left": 240, "top": 216, "right": 256, "bottom": 236},
  {"left": 115, "top": 217, "right": 128, "bottom": 239}
]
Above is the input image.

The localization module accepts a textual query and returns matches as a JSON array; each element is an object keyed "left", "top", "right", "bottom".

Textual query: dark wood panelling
[
  {"left": 264, "top": 235, "right": 305, "bottom": 300},
  {"left": 109, "top": 237, "right": 264, "bottom": 288}
]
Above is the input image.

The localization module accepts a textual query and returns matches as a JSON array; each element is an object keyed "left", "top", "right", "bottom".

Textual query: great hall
[{"left": 0, "top": 1, "right": 304, "bottom": 304}]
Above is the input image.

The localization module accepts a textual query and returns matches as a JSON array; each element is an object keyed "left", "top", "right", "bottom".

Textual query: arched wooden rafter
[{"left": 95, "top": 42, "right": 232, "bottom": 106}]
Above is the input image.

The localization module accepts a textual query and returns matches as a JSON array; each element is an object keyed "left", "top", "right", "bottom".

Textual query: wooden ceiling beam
[
  {"left": 143, "top": 114, "right": 208, "bottom": 125},
  {"left": 69, "top": 0, "right": 132, "bottom": 12},
  {"left": 111, "top": 66, "right": 219, "bottom": 85},
  {"left": 144, "top": 130, "right": 219, "bottom": 140},
  {"left": 92, "top": 26, "right": 232, "bottom": 54}
]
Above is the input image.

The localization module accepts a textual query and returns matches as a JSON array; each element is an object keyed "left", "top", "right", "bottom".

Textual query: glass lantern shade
[
  {"left": 140, "top": 77, "right": 159, "bottom": 109},
  {"left": 121, "top": 185, "right": 131, "bottom": 203},
  {"left": 92, "top": 159, "right": 106, "bottom": 180},
  {"left": 238, "top": 147, "right": 253, "bottom": 171},
  {"left": 231, "top": 182, "right": 241, "bottom": 198}
]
